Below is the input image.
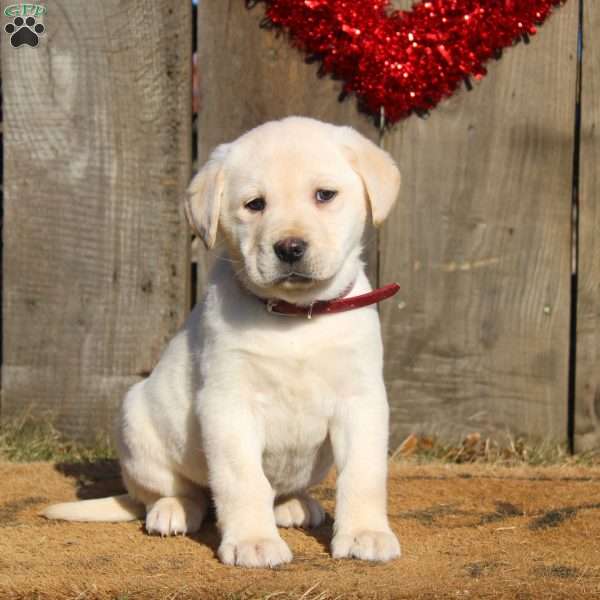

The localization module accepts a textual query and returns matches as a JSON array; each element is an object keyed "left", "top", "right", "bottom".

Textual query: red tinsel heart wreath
[{"left": 246, "top": 0, "right": 566, "bottom": 126}]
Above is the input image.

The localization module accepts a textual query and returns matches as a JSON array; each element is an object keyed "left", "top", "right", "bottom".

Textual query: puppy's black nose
[{"left": 273, "top": 237, "right": 308, "bottom": 263}]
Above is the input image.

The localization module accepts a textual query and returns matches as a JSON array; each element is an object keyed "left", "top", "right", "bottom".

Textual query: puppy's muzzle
[{"left": 273, "top": 237, "right": 308, "bottom": 264}]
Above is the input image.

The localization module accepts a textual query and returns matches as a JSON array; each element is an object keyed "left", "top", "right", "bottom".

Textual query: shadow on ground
[{"left": 55, "top": 460, "right": 124, "bottom": 499}]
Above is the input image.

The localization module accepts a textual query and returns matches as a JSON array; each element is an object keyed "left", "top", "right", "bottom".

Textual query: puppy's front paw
[
  {"left": 218, "top": 536, "right": 293, "bottom": 568},
  {"left": 331, "top": 529, "right": 401, "bottom": 562},
  {"left": 274, "top": 494, "right": 325, "bottom": 528}
]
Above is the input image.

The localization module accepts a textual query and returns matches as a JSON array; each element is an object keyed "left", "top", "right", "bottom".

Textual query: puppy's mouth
[{"left": 275, "top": 272, "right": 315, "bottom": 286}]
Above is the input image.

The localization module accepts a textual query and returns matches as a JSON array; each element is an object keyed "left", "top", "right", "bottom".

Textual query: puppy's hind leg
[
  {"left": 121, "top": 466, "right": 208, "bottom": 537},
  {"left": 145, "top": 494, "right": 208, "bottom": 537},
  {"left": 274, "top": 493, "right": 325, "bottom": 528}
]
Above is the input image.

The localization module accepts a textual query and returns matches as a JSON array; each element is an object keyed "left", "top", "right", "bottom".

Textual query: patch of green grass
[{"left": 0, "top": 412, "right": 116, "bottom": 463}]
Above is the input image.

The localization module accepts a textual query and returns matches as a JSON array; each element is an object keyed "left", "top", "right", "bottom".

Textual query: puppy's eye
[
  {"left": 315, "top": 189, "right": 337, "bottom": 204},
  {"left": 245, "top": 197, "right": 266, "bottom": 212}
]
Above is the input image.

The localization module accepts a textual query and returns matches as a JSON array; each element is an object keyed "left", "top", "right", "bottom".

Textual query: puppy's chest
[
  {"left": 246, "top": 350, "right": 345, "bottom": 433},
  {"left": 243, "top": 330, "right": 359, "bottom": 400},
  {"left": 261, "top": 408, "right": 332, "bottom": 495},
  {"left": 250, "top": 354, "right": 339, "bottom": 494},
  {"left": 255, "top": 363, "right": 333, "bottom": 449}
]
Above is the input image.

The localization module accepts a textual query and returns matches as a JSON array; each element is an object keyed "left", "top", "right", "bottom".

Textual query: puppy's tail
[{"left": 41, "top": 494, "right": 145, "bottom": 522}]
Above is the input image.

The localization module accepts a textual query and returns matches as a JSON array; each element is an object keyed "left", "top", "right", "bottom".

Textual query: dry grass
[
  {"left": 1, "top": 418, "right": 600, "bottom": 600},
  {"left": 391, "top": 432, "right": 600, "bottom": 466},
  {"left": 2, "top": 460, "right": 600, "bottom": 600},
  {"left": 225, "top": 584, "right": 343, "bottom": 600},
  {"left": 4, "top": 586, "right": 345, "bottom": 600}
]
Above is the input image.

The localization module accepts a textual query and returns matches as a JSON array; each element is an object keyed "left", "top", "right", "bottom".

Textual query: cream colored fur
[{"left": 43, "top": 117, "right": 402, "bottom": 568}]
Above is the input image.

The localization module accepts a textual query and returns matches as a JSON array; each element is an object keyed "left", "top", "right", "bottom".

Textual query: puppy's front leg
[
  {"left": 330, "top": 382, "right": 401, "bottom": 562},
  {"left": 200, "top": 398, "right": 292, "bottom": 568}
]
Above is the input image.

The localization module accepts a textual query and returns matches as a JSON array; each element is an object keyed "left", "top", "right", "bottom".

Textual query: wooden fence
[{"left": 1, "top": 0, "right": 598, "bottom": 451}]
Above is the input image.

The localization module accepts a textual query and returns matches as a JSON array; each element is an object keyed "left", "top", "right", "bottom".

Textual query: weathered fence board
[
  {"left": 195, "top": 0, "right": 380, "bottom": 296},
  {"left": 379, "top": 0, "right": 578, "bottom": 446},
  {"left": 576, "top": 0, "right": 600, "bottom": 451},
  {"left": 1, "top": 1, "right": 192, "bottom": 438},
  {"left": 0, "top": 0, "right": 591, "bottom": 449}
]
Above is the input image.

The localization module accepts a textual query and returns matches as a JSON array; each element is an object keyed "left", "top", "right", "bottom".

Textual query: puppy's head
[{"left": 185, "top": 117, "right": 400, "bottom": 303}]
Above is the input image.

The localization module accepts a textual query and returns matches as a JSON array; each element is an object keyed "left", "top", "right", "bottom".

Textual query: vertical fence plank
[
  {"left": 195, "top": 0, "right": 379, "bottom": 297},
  {"left": 1, "top": 1, "right": 191, "bottom": 438},
  {"left": 379, "top": 1, "right": 578, "bottom": 447},
  {"left": 576, "top": 0, "right": 600, "bottom": 451}
]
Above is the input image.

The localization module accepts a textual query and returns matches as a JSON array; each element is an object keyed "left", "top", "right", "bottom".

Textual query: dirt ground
[{"left": 1, "top": 460, "right": 599, "bottom": 599}]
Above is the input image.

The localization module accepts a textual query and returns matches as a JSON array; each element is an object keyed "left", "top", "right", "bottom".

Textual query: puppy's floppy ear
[
  {"left": 335, "top": 126, "right": 401, "bottom": 226},
  {"left": 184, "top": 144, "right": 230, "bottom": 249}
]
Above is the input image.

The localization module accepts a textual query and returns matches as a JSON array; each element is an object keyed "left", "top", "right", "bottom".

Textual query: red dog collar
[{"left": 264, "top": 283, "right": 400, "bottom": 319}]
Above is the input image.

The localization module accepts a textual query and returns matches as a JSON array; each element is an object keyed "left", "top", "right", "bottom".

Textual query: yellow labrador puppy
[{"left": 44, "top": 117, "right": 401, "bottom": 568}]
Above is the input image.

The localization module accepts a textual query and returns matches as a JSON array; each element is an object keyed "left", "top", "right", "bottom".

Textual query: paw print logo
[{"left": 5, "top": 16, "right": 45, "bottom": 48}]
